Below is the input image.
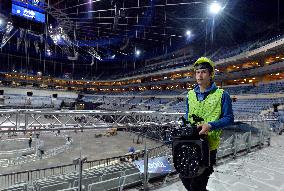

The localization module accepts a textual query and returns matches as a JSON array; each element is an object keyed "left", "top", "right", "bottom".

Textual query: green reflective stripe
[{"left": 187, "top": 88, "right": 223, "bottom": 150}]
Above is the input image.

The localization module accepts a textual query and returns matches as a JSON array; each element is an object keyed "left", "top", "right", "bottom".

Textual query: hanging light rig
[{"left": 170, "top": 115, "right": 210, "bottom": 178}]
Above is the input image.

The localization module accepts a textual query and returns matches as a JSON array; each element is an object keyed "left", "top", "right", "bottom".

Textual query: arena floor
[{"left": 0, "top": 129, "right": 162, "bottom": 175}]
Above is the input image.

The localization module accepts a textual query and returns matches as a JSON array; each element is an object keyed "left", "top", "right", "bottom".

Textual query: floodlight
[
  {"left": 209, "top": 1, "right": 222, "bottom": 15},
  {"left": 135, "top": 50, "right": 141, "bottom": 56}
]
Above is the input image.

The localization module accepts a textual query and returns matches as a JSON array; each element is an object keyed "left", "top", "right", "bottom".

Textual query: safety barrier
[{"left": 0, "top": 111, "right": 275, "bottom": 190}]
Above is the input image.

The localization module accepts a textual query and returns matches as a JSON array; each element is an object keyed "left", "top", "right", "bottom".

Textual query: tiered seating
[
  {"left": 277, "top": 110, "right": 284, "bottom": 123},
  {"left": 3, "top": 94, "right": 63, "bottom": 108},
  {"left": 167, "top": 100, "right": 185, "bottom": 113},
  {"left": 1, "top": 183, "right": 27, "bottom": 191},
  {"left": 85, "top": 81, "right": 284, "bottom": 98},
  {"left": 223, "top": 85, "right": 253, "bottom": 95},
  {"left": 25, "top": 162, "right": 141, "bottom": 191},
  {"left": 213, "top": 33, "right": 284, "bottom": 60},
  {"left": 109, "top": 56, "right": 194, "bottom": 79},
  {"left": 88, "top": 177, "right": 120, "bottom": 191},
  {"left": 139, "top": 90, "right": 184, "bottom": 96},
  {"left": 58, "top": 188, "right": 78, "bottom": 191},
  {"left": 36, "top": 181, "right": 70, "bottom": 191},
  {"left": 246, "top": 81, "right": 284, "bottom": 94},
  {"left": 128, "top": 98, "right": 143, "bottom": 104},
  {"left": 144, "top": 98, "right": 170, "bottom": 105},
  {"left": 233, "top": 98, "right": 284, "bottom": 115}
]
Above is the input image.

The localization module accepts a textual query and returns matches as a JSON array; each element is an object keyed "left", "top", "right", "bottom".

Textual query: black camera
[{"left": 171, "top": 115, "right": 210, "bottom": 178}]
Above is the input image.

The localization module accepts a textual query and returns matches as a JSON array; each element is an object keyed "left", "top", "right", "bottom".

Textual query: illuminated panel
[
  {"left": 12, "top": 4, "right": 46, "bottom": 23},
  {"left": 12, "top": 0, "right": 45, "bottom": 13}
]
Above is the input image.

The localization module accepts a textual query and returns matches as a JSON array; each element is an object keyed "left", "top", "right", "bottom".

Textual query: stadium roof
[{"left": 0, "top": 0, "right": 283, "bottom": 77}]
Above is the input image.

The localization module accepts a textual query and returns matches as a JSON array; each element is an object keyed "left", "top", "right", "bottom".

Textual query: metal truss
[
  {"left": 0, "top": 109, "right": 277, "bottom": 136},
  {"left": 0, "top": 110, "right": 182, "bottom": 133},
  {"left": 23, "top": 1, "right": 74, "bottom": 32}
]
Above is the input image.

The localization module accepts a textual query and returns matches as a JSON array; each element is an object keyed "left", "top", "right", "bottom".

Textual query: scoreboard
[{"left": 11, "top": 0, "right": 46, "bottom": 23}]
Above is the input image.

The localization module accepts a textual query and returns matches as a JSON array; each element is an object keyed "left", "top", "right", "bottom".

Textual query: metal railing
[
  {"left": 0, "top": 144, "right": 168, "bottom": 189},
  {"left": 0, "top": 110, "right": 276, "bottom": 190},
  {"left": 0, "top": 136, "right": 72, "bottom": 168},
  {"left": 0, "top": 129, "right": 272, "bottom": 190}
]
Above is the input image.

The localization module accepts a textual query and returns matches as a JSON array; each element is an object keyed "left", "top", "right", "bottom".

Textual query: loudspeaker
[
  {"left": 0, "top": 90, "right": 4, "bottom": 95},
  {"left": 172, "top": 134, "right": 210, "bottom": 178},
  {"left": 52, "top": 94, "right": 58, "bottom": 98},
  {"left": 27, "top": 92, "right": 33, "bottom": 96}
]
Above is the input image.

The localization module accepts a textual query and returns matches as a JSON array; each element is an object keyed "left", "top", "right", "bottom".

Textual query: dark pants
[
  {"left": 28, "top": 139, "right": 32, "bottom": 148},
  {"left": 180, "top": 150, "right": 217, "bottom": 191}
]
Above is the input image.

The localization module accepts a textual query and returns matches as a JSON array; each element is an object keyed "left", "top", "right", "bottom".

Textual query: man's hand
[{"left": 197, "top": 123, "right": 211, "bottom": 135}]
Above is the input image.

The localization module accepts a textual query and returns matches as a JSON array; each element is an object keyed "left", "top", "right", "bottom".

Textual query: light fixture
[
  {"left": 186, "top": 30, "right": 191, "bottom": 36},
  {"left": 46, "top": 49, "right": 51, "bottom": 56},
  {"left": 135, "top": 50, "right": 141, "bottom": 56},
  {"left": 56, "top": 34, "right": 61, "bottom": 40},
  {"left": 209, "top": 1, "right": 222, "bottom": 15}
]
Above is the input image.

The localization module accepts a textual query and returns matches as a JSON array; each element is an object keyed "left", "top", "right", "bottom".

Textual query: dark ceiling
[
  {"left": 0, "top": 0, "right": 283, "bottom": 79},
  {"left": 46, "top": 0, "right": 284, "bottom": 53}
]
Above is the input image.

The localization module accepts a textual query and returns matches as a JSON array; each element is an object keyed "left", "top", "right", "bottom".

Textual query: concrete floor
[{"left": 154, "top": 134, "right": 284, "bottom": 191}]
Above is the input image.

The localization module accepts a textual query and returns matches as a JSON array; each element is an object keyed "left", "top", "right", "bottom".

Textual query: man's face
[{"left": 195, "top": 68, "right": 211, "bottom": 85}]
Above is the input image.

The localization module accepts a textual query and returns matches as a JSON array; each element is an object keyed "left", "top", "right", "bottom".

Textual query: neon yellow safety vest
[{"left": 187, "top": 88, "right": 224, "bottom": 151}]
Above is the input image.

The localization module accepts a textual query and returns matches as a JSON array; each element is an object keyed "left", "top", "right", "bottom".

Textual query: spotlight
[
  {"left": 135, "top": 50, "right": 141, "bottom": 56},
  {"left": 46, "top": 49, "right": 51, "bottom": 56},
  {"left": 56, "top": 34, "right": 61, "bottom": 40},
  {"left": 209, "top": 1, "right": 222, "bottom": 15},
  {"left": 185, "top": 30, "right": 191, "bottom": 37},
  {"left": 0, "top": 15, "right": 8, "bottom": 31},
  {"left": 0, "top": 20, "right": 4, "bottom": 32}
]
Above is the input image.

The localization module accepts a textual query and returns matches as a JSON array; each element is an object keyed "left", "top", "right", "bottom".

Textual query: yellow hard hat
[
  {"left": 193, "top": 57, "right": 215, "bottom": 78},
  {"left": 194, "top": 57, "right": 215, "bottom": 68}
]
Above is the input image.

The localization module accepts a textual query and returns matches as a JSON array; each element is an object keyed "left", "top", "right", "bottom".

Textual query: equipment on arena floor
[
  {"left": 273, "top": 103, "right": 280, "bottom": 112},
  {"left": 106, "top": 128, "right": 118, "bottom": 136},
  {"left": 27, "top": 91, "right": 33, "bottom": 96},
  {"left": 171, "top": 115, "right": 210, "bottom": 178}
]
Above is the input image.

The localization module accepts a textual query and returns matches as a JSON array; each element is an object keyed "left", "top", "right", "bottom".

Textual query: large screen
[
  {"left": 12, "top": 0, "right": 45, "bottom": 13},
  {"left": 11, "top": 4, "right": 46, "bottom": 23}
]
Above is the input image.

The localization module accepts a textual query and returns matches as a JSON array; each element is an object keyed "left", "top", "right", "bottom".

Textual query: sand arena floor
[{"left": 0, "top": 129, "right": 162, "bottom": 174}]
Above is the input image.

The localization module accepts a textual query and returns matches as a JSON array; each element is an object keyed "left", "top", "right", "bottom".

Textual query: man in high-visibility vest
[{"left": 181, "top": 57, "right": 234, "bottom": 191}]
